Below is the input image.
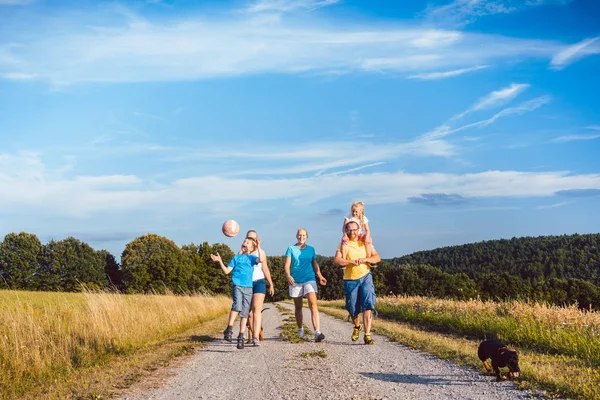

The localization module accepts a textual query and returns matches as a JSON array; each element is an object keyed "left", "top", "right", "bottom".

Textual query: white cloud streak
[
  {"left": 451, "top": 82, "right": 530, "bottom": 120},
  {"left": 2, "top": 152, "right": 599, "bottom": 216},
  {"left": 423, "top": 95, "right": 551, "bottom": 140},
  {"left": 550, "top": 36, "right": 600, "bottom": 70},
  {"left": 407, "top": 65, "right": 488, "bottom": 80},
  {"left": 0, "top": 5, "right": 564, "bottom": 85},
  {"left": 242, "top": 0, "right": 340, "bottom": 13},
  {"left": 424, "top": 0, "right": 574, "bottom": 27},
  {"left": 552, "top": 134, "right": 600, "bottom": 143}
]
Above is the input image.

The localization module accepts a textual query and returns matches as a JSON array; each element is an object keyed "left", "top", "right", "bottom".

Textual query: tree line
[{"left": 1, "top": 231, "right": 599, "bottom": 309}]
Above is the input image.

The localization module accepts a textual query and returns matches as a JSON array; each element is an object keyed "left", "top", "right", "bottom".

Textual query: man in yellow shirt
[{"left": 334, "top": 220, "right": 381, "bottom": 344}]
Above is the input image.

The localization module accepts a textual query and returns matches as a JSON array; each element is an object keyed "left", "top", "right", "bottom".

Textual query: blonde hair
[
  {"left": 350, "top": 201, "right": 365, "bottom": 226},
  {"left": 244, "top": 237, "right": 258, "bottom": 252},
  {"left": 296, "top": 228, "right": 308, "bottom": 237}
]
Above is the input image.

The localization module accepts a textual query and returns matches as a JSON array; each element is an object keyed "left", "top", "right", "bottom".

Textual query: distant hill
[{"left": 388, "top": 233, "right": 600, "bottom": 283}]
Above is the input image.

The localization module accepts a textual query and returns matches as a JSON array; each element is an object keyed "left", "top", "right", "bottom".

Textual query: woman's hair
[
  {"left": 245, "top": 237, "right": 258, "bottom": 252},
  {"left": 351, "top": 201, "right": 365, "bottom": 225},
  {"left": 296, "top": 228, "right": 308, "bottom": 238}
]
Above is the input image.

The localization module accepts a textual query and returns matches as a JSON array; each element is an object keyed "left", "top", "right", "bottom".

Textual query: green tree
[
  {"left": 41, "top": 237, "right": 108, "bottom": 292},
  {"left": 121, "top": 234, "right": 191, "bottom": 294},
  {"left": 97, "top": 249, "right": 121, "bottom": 289},
  {"left": 0, "top": 232, "right": 43, "bottom": 290}
]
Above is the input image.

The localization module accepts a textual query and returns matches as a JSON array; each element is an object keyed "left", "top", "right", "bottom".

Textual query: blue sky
[{"left": 1, "top": 0, "right": 599, "bottom": 260}]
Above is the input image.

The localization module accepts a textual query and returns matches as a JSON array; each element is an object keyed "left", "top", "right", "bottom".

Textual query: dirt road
[{"left": 120, "top": 303, "right": 538, "bottom": 400}]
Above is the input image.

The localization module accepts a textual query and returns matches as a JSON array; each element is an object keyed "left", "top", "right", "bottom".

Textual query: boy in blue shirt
[{"left": 211, "top": 237, "right": 266, "bottom": 349}]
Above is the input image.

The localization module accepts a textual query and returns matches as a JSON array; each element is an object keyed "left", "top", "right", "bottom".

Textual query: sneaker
[
  {"left": 364, "top": 333, "right": 375, "bottom": 345},
  {"left": 351, "top": 325, "right": 362, "bottom": 342},
  {"left": 297, "top": 328, "right": 304, "bottom": 338},
  {"left": 252, "top": 337, "right": 261, "bottom": 346},
  {"left": 315, "top": 332, "right": 325, "bottom": 342},
  {"left": 237, "top": 334, "right": 245, "bottom": 349},
  {"left": 223, "top": 327, "right": 233, "bottom": 342}
]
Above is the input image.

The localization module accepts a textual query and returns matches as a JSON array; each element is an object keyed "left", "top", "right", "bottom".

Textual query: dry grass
[
  {"left": 0, "top": 289, "right": 231, "bottom": 399},
  {"left": 319, "top": 296, "right": 600, "bottom": 400}
]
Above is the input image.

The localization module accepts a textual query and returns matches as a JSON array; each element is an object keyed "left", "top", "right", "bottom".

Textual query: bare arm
[
  {"left": 258, "top": 249, "right": 275, "bottom": 296},
  {"left": 284, "top": 256, "right": 294, "bottom": 285},
  {"left": 312, "top": 258, "right": 327, "bottom": 285},
  {"left": 210, "top": 253, "right": 233, "bottom": 275},
  {"left": 358, "top": 246, "right": 380, "bottom": 266},
  {"left": 335, "top": 250, "right": 356, "bottom": 267}
]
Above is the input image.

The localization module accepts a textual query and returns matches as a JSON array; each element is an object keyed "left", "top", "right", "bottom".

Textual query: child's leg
[
  {"left": 365, "top": 235, "right": 373, "bottom": 258},
  {"left": 341, "top": 243, "right": 349, "bottom": 259},
  {"left": 227, "top": 310, "right": 239, "bottom": 327},
  {"left": 239, "top": 317, "right": 248, "bottom": 335}
]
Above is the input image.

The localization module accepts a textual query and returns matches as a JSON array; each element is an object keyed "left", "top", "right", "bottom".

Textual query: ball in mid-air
[{"left": 222, "top": 220, "right": 240, "bottom": 238}]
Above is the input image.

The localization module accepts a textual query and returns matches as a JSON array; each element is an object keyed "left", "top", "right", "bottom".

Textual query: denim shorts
[
  {"left": 253, "top": 278, "right": 267, "bottom": 295},
  {"left": 344, "top": 272, "right": 376, "bottom": 318},
  {"left": 231, "top": 285, "right": 253, "bottom": 318}
]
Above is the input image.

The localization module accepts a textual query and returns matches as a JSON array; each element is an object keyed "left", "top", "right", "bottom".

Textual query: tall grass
[
  {"left": 0, "top": 289, "right": 231, "bottom": 399},
  {"left": 320, "top": 295, "right": 600, "bottom": 399},
  {"left": 374, "top": 296, "right": 600, "bottom": 363}
]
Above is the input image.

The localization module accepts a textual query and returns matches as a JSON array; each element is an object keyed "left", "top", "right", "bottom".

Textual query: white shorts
[{"left": 289, "top": 281, "right": 318, "bottom": 298}]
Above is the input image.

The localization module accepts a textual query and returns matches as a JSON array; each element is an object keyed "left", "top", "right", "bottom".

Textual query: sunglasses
[{"left": 346, "top": 228, "right": 359, "bottom": 232}]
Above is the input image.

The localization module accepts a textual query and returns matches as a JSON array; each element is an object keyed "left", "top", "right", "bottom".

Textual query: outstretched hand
[{"left": 210, "top": 253, "right": 221, "bottom": 263}]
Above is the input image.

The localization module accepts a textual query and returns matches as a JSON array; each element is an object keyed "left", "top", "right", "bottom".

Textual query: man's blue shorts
[
  {"left": 344, "top": 272, "right": 376, "bottom": 318},
  {"left": 252, "top": 278, "right": 267, "bottom": 295},
  {"left": 231, "top": 285, "right": 253, "bottom": 318}
]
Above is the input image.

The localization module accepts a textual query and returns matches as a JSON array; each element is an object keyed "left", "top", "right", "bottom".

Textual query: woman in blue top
[{"left": 284, "top": 228, "right": 327, "bottom": 342}]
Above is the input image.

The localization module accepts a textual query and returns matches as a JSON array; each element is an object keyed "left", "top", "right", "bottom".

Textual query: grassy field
[
  {"left": 0, "top": 289, "right": 231, "bottom": 399},
  {"left": 320, "top": 296, "right": 600, "bottom": 400}
]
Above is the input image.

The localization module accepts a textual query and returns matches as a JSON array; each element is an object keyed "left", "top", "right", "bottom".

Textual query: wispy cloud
[
  {"left": 241, "top": 0, "right": 340, "bottom": 13},
  {"left": 451, "top": 83, "right": 530, "bottom": 120},
  {"left": 552, "top": 133, "right": 600, "bottom": 143},
  {"left": 0, "top": 0, "right": 33, "bottom": 5},
  {"left": 408, "top": 193, "right": 468, "bottom": 206},
  {"left": 424, "top": 0, "right": 574, "bottom": 27},
  {"left": 0, "top": 5, "right": 563, "bottom": 85},
  {"left": 536, "top": 202, "right": 570, "bottom": 210},
  {"left": 407, "top": 65, "right": 488, "bottom": 80},
  {"left": 0, "top": 72, "right": 39, "bottom": 80},
  {"left": 2, "top": 152, "right": 600, "bottom": 216},
  {"left": 550, "top": 36, "right": 600, "bottom": 70},
  {"left": 423, "top": 95, "right": 551, "bottom": 140}
]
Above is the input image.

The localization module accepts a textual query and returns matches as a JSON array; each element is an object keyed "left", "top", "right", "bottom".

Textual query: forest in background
[{"left": 1, "top": 232, "right": 599, "bottom": 309}]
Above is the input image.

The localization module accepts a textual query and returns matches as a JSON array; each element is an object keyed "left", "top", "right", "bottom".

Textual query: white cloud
[
  {"left": 0, "top": 5, "right": 563, "bottom": 85},
  {"left": 0, "top": 72, "right": 39, "bottom": 80},
  {"left": 408, "top": 65, "right": 488, "bottom": 80},
  {"left": 242, "top": 0, "right": 340, "bottom": 13},
  {"left": 423, "top": 95, "right": 551, "bottom": 140},
  {"left": 550, "top": 36, "right": 600, "bottom": 70},
  {"left": 536, "top": 202, "right": 570, "bottom": 210},
  {"left": 451, "top": 82, "right": 530, "bottom": 120},
  {"left": 424, "top": 0, "right": 574, "bottom": 27},
  {"left": 0, "top": 0, "right": 33, "bottom": 5},
  {"left": 552, "top": 134, "right": 600, "bottom": 143},
  {"left": 2, "top": 152, "right": 599, "bottom": 216}
]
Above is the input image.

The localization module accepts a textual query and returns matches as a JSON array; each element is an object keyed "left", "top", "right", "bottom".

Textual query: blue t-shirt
[
  {"left": 228, "top": 254, "right": 258, "bottom": 288},
  {"left": 285, "top": 244, "right": 316, "bottom": 283}
]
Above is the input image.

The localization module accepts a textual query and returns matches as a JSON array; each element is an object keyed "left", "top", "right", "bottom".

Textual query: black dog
[{"left": 477, "top": 339, "right": 520, "bottom": 381}]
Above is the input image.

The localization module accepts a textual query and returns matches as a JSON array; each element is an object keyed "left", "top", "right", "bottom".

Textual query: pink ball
[{"left": 222, "top": 220, "right": 240, "bottom": 238}]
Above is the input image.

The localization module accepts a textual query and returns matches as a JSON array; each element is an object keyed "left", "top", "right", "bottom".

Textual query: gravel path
[{"left": 120, "top": 302, "right": 539, "bottom": 400}]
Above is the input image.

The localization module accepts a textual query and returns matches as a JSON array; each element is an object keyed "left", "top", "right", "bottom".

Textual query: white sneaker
[{"left": 297, "top": 328, "right": 304, "bottom": 338}]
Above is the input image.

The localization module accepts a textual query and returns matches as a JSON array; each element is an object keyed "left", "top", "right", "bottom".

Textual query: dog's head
[{"left": 499, "top": 348, "right": 520, "bottom": 378}]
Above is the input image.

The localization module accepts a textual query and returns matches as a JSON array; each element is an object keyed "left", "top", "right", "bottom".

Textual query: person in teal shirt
[{"left": 284, "top": 228, "right": 327, "bottom": 342}]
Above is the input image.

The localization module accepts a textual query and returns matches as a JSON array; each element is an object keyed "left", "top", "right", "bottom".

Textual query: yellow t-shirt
[{"left": 339, "top": 240, "right": 370, "bottom": 280}]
